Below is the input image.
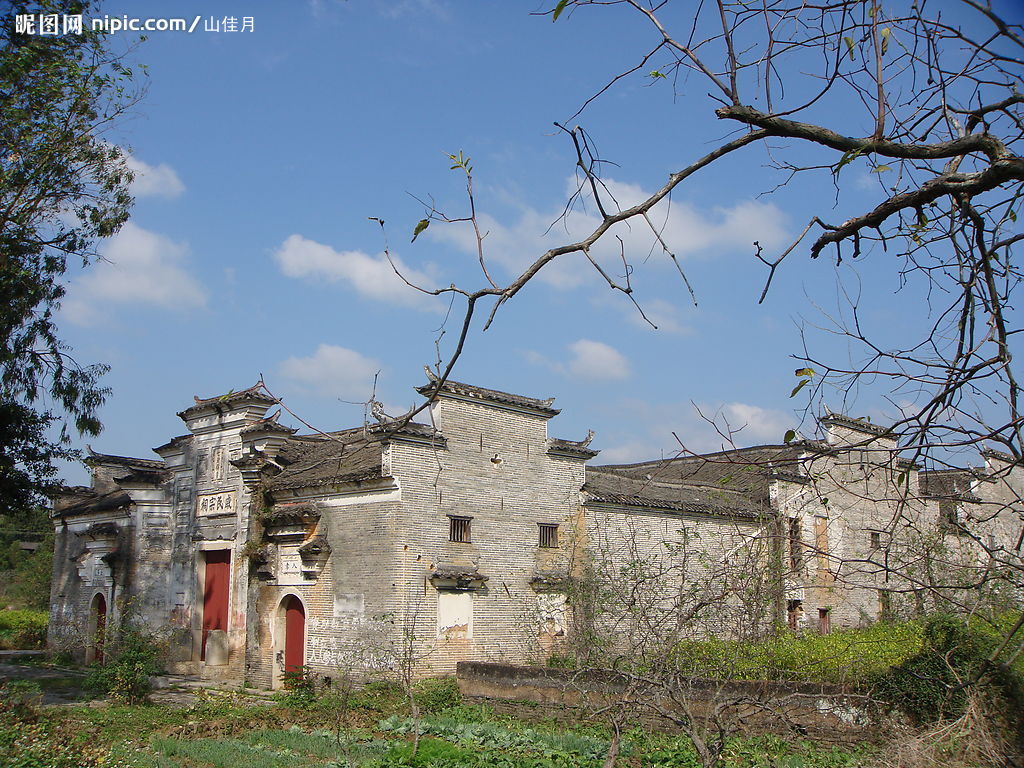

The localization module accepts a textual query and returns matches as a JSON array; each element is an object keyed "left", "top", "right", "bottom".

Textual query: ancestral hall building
[{"left": 49, "top": 379, "right": 1023, "bottom": 687}]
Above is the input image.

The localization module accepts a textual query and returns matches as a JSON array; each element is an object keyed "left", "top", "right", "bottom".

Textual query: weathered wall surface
[
  {"left": 246, "top": 494, "right": 406, "bottom": 689},
  {"left": 775, "top": 423, "right": 929, "bottom": 632},
  {"left": 457, "top": 661, "right": 888, "bottom": 746},
  {"left": 391, "top": 396, "right": 587, "bottom": 675},
  {"left": 583, "top": 504, "right": 773, "bottom": 640}
]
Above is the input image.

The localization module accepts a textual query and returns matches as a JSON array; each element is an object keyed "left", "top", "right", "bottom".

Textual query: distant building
[{"left": 49, "top": 380, "right": 1022, "bottom": 687}]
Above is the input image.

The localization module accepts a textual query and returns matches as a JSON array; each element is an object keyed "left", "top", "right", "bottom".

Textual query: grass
[{"left": 31, "top": 694, "right": 875, "bottom": 768}]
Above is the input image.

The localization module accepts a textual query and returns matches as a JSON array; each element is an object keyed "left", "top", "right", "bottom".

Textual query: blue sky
[{"left": 45, "top": 0, "right": 1015, "bottom": 484}]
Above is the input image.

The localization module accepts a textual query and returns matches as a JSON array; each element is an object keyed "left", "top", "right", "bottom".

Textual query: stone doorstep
[{"left": 157, "top": 674, "right": 277, "bottom": 700}]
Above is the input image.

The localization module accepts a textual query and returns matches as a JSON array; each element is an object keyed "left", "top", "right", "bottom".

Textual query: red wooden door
[
  {"left": 93, "top": 593, "right": 107, "bottom": 663},
  {"left": 202, "top": 550, "right": 231, "bottom": 660},
  {"left": 284, "top": 596, "right": 305, "bottom": 673}
]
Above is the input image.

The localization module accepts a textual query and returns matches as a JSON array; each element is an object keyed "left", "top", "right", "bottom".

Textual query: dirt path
[
  {"left": 0, "top": 662, "right": 213, "bottom": 707},
  {"left": 0, "top": 661, "right": 95, "bottom": 705}
]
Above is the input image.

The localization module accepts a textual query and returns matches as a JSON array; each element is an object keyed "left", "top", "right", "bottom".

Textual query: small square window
[
  {"left": 538, "top": 524, "right": 559, "bottom": 549},
  {"left": 869, "top": 531, "right": 881, "bottom": 550},
  {"left": 449, "top": 516, "right": 471, "bottom": 543}
]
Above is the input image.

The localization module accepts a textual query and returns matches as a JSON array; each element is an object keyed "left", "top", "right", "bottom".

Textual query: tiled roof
[
  {"left": 548, "top": 437, "right": 599, "bottom": 459},
  {"left": 820, "top": 413, "right": 889, "bottom": 437},
  {"left": 265, "top": 429, "right": 385, "bottom": 492},
  {"left": 177, "top": 383, "right": 276, "bottom": 419},
  {"left": 584, "top": 467, "right": 766, "bottom": 518},
  {"left": 55, "top": 489, "right": 133, "bottom": 517},
  {"left": 85, "top": 449, "right": 166, "bottom": 471},
  {"left": 593, "top": 444, "right": 806, "bottom": 503},
  {"left": 368, "top": 421, "right": 444, "bottom": 441},
  {"left": 153, "top": 434, "right": 192, "bottom": 453},
  {"left": 263, "top": 502, "right": 322, "bottom": 525},
  {"left": 113, "top": 468, "right": 169, "bottom": 485},
  {"left": 240, "top": 410, "right": 298, "bottom": 436},
  {"left": 980, "top": 447, "right": 1020, "bottom": 464},
  {"left": 416, "top": 379, "right": 560, "bottom": 416}
]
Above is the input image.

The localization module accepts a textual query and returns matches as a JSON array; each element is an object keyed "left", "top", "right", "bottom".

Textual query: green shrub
[
  {"left": 413, "top": 677, "right": 461, "bottom": 712},
  {"left": 672, "top": 620, "right": 925, "bottom": 683},
  {"left": 276, "top": 665, "right": 318, "bottom": 708},
  {"left": 84, "top": 626, "right": 165, "bottom": 704},
  {"left": 545, "top": 653, "right": 577, "bottom": 669},
  {"left": 872, "top": 613, "right": 1024, "bottom": 726},
  {"left": 0, "top": 609, "right": 48, "bottom": 649}
]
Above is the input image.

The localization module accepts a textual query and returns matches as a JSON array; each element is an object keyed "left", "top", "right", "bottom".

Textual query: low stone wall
[{"left": 456, "top": 661, "right": 887, "bottom": 745}]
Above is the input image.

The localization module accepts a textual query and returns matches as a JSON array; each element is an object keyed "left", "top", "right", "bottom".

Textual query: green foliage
[
  {"left": 0, "top": 680, "right": 130, "bottom": 767},
  {"left": 645, "top": 734, "right": 871, "bottom": 768},
  {"left": 150, "top": 736, "right": 308, "bottom": 768},
  {"left": 873, "top": 613, "right": 1024, "bottom": 725},
  {"left": 277, "top": 666, "right": 318, "bottom": 708},
  {"left": 41, "top": 700, "right": 878, "bottom": 768},
  {"left": 544, "top": 653, "right": 577, "bottom": 669},
  {"left": 0, "top": 609, "right": 48, "bottom": 649},
  {"left": 0, "top": 0, "right": 139, "bottom": 517},
  {"left": 0, "top": 404, "right": 79, "bottom": 522},
  {"left": 378, "top": 713, "right": 615, "bottom": 762},
  {"left": 412, "top": 676, "right": 461, "bottom": 712},
  {"left": 85, "top": 627, "right": 165, "bottom": 704},
  {"left": 374, "top": 736, "right": 474, "bottom": 767},
  {"left": 0, "top": 535, "right": 53, "bottom": 612},
  {"left": 672, "top": 621, "right": 925, "bottom": 683}
]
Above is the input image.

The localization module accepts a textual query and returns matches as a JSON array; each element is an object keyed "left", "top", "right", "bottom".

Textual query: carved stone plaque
[
  {"left": 197, "top": 491, "right": 236, "bottom": 517},
  {"left": 277, "top": 544, "right": 304, "bottom": 586}
]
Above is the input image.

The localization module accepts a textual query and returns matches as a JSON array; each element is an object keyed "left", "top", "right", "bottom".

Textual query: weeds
[{"left": 84, "top": 626, "right": 165, "bottom": 704}]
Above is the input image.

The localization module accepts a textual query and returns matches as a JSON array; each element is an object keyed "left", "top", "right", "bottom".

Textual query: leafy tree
[
  {"left": 0, "top": 505, "right": 52, "bottom": 611},
  {"left": 0, "top": 0, "right": 137, "bottom": 517}
]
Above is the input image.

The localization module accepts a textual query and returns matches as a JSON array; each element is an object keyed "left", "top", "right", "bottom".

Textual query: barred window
[
  {"left": 449, "top": 516, "right": 471, "bottom": 543},
  {"left": 788, "top": 517, "right": 803, "bottom": 570},
  {"left": 538, "top": 524, "right": 559, "bottom": 549}
]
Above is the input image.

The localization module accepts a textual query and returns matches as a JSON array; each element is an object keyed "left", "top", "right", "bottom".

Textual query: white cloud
[
  {"left": 427, "top": 176, "right": 789, "bottom": 288},
  {"left": 525, "top": 339, "right": 631, "bottom": 381},
  {"left": 568, "top": 339, "right": 631, "bottom": 380},
  {"left": 278, "top": 344, "right": 381, "bottom": 399},
  {"left": 274, "top": 234, "right": 437, "bottom": 309},
  {"left": 597, "top": 398, "right": 794, "bottom": 464},
  {"left": 63, "top": 223, "right": 207, "bottom": 325},
  {"left": 125, "top": 154, "right": 185, "bottom": 199},
  {"left": 717, "top": 402, "right": 792, "bottom": 444}
]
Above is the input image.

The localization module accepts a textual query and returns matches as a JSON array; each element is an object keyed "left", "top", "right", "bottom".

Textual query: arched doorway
[
  {"left": 274, "top": 594, "right": 306, "bottom": 687},
  {"left": 284, "top": 595, "right": 305, "bottom": 674},
  {"left": 89, "top": 593, "right": 107, "bottom": 664}
]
